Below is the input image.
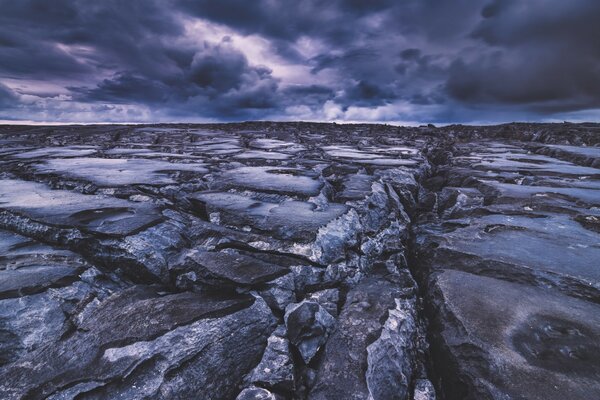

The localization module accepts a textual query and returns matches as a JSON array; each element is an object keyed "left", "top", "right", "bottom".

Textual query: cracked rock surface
[{"left": 0, "top": 122, "right": 598, "bottom": 399}]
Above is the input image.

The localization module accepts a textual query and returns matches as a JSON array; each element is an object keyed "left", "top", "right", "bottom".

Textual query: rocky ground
[{"left": 0, "top": 122, "right": 598, "bottom": 400}]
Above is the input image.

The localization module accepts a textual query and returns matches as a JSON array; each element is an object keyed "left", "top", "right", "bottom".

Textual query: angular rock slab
[
  {"left": 0, "top": 230, "right": 112, "bottom": 366},
  {"left": 429, "top": 270, "right": 600, "bottom": 400},
  {"left": 0, "top": 286, "right": 276, "bottom": 400},
  {"left": 336, "top": 173, "right": 376, "bottom": 201},
  {"left": 323, "top": 145, "right": 419, "bottom": 167},
  {"left": 233, "top": 150, "right": 292, "bottom": 160}
]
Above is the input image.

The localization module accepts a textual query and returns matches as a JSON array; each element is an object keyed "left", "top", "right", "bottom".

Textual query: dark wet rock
[
  {"left": 0, "top": 287, "right": 275, "bottom": 400},
  {"left": 336, "top": 173, "right": 376, "bottom": 201},
  {"left": 574, "top": 213, "right": 600, "bottom": 233},
  {"left": 0, "top": 230, "right": 123, "bottom": 367},
  {"left": 0, "top": 265, "right": 84, "bottom": 299},
  {"left": 290, "top": 265, "right": 328, "bottom": 294},
  {"left": 309, "top": 209, "right": 363, "bottom": 265},
  {"left": 420, "top": 213, "right": 600, "bottom": 290},
  {"left": 415, "top": 133, "right": 600, "bottom": 399},
  {"left": 0, "top": 230, "right": 89, "bottom": 300},
  {"left": 89, "top": 214, "right": 189, "bottom": 282},
  {"left": 285, "top": 300, "right": 336, "bottom": 364},
  {"left": 10, "top": 146, "right": 97, "bottom": 159},
  {"left": 0, "top": 267, "right": 121, "bottom": 366},
  {"left": 323, "top": 145, "right": 419, "bottom": 167}
]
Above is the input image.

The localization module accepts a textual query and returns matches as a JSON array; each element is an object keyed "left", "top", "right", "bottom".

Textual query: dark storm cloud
[
  {"left": 446, "top": 0, "right": 600, "bottom": 113},
  {"left": 76, "top": 41, "right": 279, "bottom": 106},
  {"left": 177, "top": 0, "right": 395, "bottom": 44},
  {"left": 0, "top": 0, "right": 599, "bottom": 122},
  {"left": 0, "top": 0, "right": 184, "bottom": 79}
]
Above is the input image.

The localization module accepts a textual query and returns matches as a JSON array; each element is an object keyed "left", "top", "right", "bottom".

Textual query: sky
[{"left": 1, "top": 0, "right": 600, "bottom": 125}]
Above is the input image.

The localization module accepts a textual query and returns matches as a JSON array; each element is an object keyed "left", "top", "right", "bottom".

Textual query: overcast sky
[{"left": 1, "top": 0, "right": 599, "bottom": 124}]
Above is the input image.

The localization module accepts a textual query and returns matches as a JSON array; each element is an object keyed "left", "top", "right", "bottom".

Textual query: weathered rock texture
[{"left": 0, "top": 122, "right": 599, "bottom": 399}]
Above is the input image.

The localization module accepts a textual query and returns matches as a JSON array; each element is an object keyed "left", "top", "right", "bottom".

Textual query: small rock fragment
[
  {"left": 245, "top": 326, "right": 295, "bottom": 392},
  {"left": 413, "top": 379, "right": 436, "bottom": 400},
  {"left": 284, "top": 300, "right": 336, "bottom": 364},
  {"left": 236, "top": 386, "right": 282, "bottom": 400}
]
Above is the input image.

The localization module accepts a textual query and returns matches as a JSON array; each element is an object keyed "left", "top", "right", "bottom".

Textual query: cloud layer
[{"left": 1, "top": 0, "right": 599, "bottom": 123}]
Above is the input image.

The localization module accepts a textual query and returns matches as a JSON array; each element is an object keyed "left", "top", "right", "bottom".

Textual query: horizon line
[{"left": 0, "top": 119, "right": 596, "bottom": 128}]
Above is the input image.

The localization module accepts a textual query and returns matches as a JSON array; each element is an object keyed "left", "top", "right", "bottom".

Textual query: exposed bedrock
[
  {"left": 0, "top": 122, "right": 598, "bottom": 399},
  {"left": 413, "top": 132, "right": 600, "bottom": 400}
]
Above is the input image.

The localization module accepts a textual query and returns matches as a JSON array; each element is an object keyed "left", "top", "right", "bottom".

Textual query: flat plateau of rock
[{"left": 0, "top": 122, "right": 598, "bottom": 399}]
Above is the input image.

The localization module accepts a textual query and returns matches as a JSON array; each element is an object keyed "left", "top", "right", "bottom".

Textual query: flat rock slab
[
  {"left": 191, "top": 191, "right": 348, "bottom": 241},
  {"left": 467, "top": 150, "right": 600, "bottom": 177},
  {"left": 430, "top": 269, "right": 600, "bottom": 400},
  {"left": 323, "top": 145, "right": 419, "bottom": 167},
  {"left": 173, "top": 248, "right": 289, "bottom": 287},
  {"left": 10, "top": 146, "right": 97, "bottom": 159},
  {"left": 479, "top": 180, "right": 600, "bottom": 207},
  {"left": 544, "top": 144, "right": 600, "bottom": 158},
  {"left": 0, "top": 179, "right": 163, "bottom": 237},
  {"left": 34, "top": 157, "right": 208, "bottom": 186},
  {"left": 0, "top": 229, "right": 76, "bottom": 260},
  {"left": 192, "top": 137, "right": 242, "bottom": 155},
  {"left": 248, "top": 138, "right": 306, "bottom": 153},
  {"left": 233, "top": 150, "right": 292, "bottom": 160},
  {"left": 337, "top": 173, "right": 376, "bottom": 201},
  {"left": 216, "top": 166, "right": 323, "bottom": 197},
  {"left": 431, "top": 213, "right": 600, "bottom": 284}
]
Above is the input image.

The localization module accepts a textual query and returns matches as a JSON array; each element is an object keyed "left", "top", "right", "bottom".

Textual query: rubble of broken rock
[{"left": 0, "top": 121, "right": 598, "bottom": 400}]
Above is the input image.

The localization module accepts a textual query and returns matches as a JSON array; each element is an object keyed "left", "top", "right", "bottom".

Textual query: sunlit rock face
[{"left": 0, "top": 122, "right": 598, "bottom": 399}]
